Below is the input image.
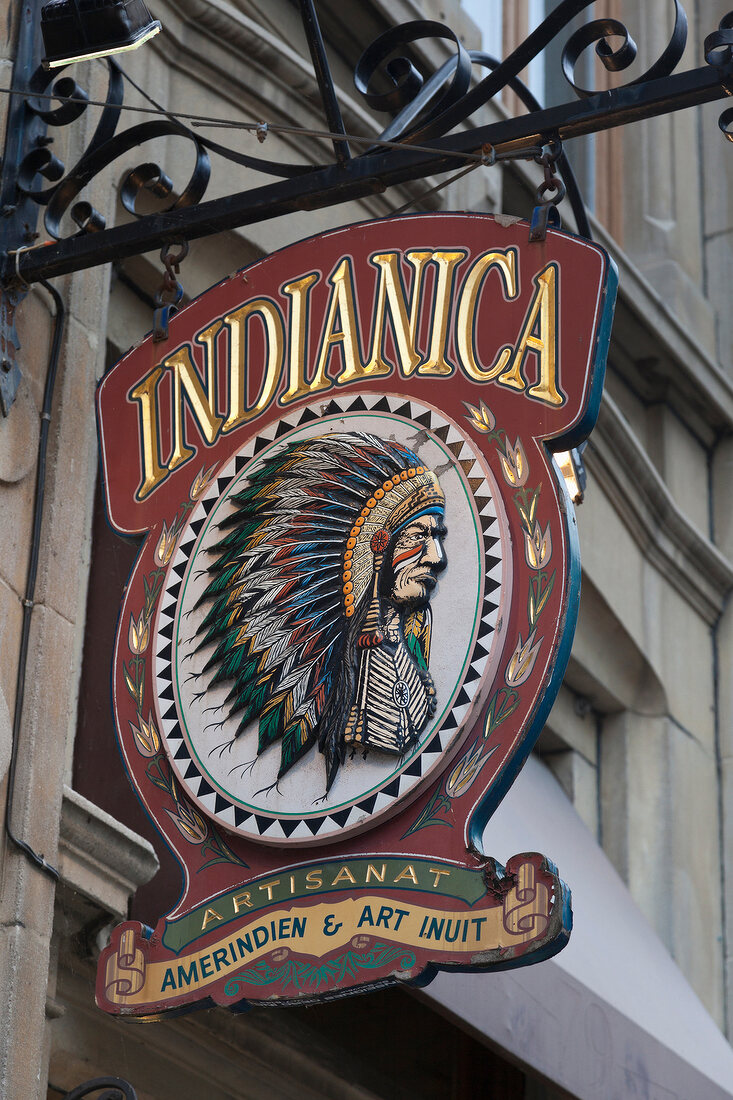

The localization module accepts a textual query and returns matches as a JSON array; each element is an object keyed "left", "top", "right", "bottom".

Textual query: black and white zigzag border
[{"left": 153, "top": 394, "right": 503, "bottom": 842}]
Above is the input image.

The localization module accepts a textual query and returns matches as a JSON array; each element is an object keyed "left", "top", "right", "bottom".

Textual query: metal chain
[
  {"left": 533, "top": 142, "right": 566, "bottom": 206},
  {"left": 153, "top": 242, "right": 188, "bottom": 342},
  {"left": 155, "top": 241, "right": 188, "bottom": 305},
  {"left": 529, "top": 141, "right": 566, "bottom": 242}
]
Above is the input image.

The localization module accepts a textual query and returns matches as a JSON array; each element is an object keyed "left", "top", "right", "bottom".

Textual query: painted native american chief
[{"left": 198, "top": 433, "right": 447, "bottom": 792}]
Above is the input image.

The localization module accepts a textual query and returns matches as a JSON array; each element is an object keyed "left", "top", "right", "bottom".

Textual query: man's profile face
[{"left": 385, "top": 510, "right": 447, "bottom": 609}]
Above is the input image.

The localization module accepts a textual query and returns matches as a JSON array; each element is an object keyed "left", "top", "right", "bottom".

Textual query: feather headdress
[{"left": 197, "top": 432, "right": 444, "bottom": 788}]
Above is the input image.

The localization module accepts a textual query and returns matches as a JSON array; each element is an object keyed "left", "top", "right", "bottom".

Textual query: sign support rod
[{"left": 3, "top": 57, "right": 732, "bottom": 288}]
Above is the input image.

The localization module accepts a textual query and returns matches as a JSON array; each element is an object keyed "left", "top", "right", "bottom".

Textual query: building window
[{"left": 462, "top": 0, "right": 503, "bottom": 58}]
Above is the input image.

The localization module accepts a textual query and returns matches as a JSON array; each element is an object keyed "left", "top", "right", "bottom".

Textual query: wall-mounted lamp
[
  {"left": 40, "top": 0, "right": 160, "bottom": 69},
  {"left": 555, "top": 448, "right": 587, "bottom": 505}
]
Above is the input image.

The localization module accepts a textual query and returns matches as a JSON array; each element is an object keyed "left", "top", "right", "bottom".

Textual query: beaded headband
[{"left": 342, "top": 466, "right": 444, "bottom": 618}]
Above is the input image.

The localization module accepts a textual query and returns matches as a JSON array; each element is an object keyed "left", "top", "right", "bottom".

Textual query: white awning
[{"left": 420, "top": 755, "right": 733, "bottom": 1099}]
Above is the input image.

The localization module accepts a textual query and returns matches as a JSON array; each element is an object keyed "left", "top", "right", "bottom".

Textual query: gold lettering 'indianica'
[
  {"left": 130, "top": 366, "right": 167, "bottom": 500},
  {"left": 221, "top": 299, "right": 284, "bottom": 433},
  {"left": 457, "top": 248, "right": 518, "bottom": 381},
  {"left": 416, "top": 250, "right": 466, "bottom": 376},
  {"left": 129, "top": 249, "right": 566, "bottom": 500},
  {"left": 362, "top": 251, "right": 423, "bottom": 377},
  {"left": 167, "top": 337, "right": 224, "bottom": 471},
  {"left": 497, "top": 263, "right": 562, "bottom": 404},
  {"left": 280, "top": 272, "right": 327, "bottom": 404}
]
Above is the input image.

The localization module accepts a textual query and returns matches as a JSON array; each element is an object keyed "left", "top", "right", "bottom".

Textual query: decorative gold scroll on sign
[{"left": 104, "top": 861, "right": 549, "bottom": 1006}]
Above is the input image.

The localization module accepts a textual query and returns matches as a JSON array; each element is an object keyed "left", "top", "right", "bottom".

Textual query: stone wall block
[
  {"left": 601, "top": 710, "right": 724, "bottom": 1023},
  {"left": 666, "top": 724, "right": 725, "bottom": 1025},
  {"left": 15, "top": 291, "right": 55, "bottom": 403},
  {"left": 572, "top": 570, "right": 667, "bottom": 717},
  {"left": 717, "top": 590, "right": 733, "bottom": 763},
  {"left": 34, "top": 316, "right": 103, "bottom": 626},
  {"left": 721, "top": 755, "right": 733, "bottom": 1039},
  {"left": 58, "top": 787, "right": 159, "bottom": 921},
  {"left": 0, "top": 924, "right": 54, "bottom": 1100},
  {"left": 577, "top": 476, "right": 646, "bottom": 645},
  {"left": 600, "top": 713, "right": 672, "bottom": 941},
  {"left": 717, "top": 589, "right": 733, "bottom": 1041},
  {"left": 617, "top": 1, "right": 713, "bottom": 364},
  {"left": 712, "top": 436, "right": 733, "bottom": 563},
  {"left": 0, "top": 292, "right": 58, "bottom": 597},
  {"left": 599, "top": 711, "right": 632, "bottom": 881},
  {"left": 653, "top": 575, "right": 715, "bottom": 750},
  {"left": 622, "top": 716, "right": 672, "bottom": 944},
  {"left": 603, "top": 370, "right": 649, "bottom": 448},
  {"left": 0, "top": 208, "right": 110, "bottom": 1097},
  {"left": 545, "top": 684, "right": 598, "bottom": 763},
  {"left": 0, "top": 448, "right": 37, "bottom": 598},
  {"left": 64, "top": 253, "right": 114, "bottom": 334},
  {"left": 0, "top": 375, "right": 40, "bottom": 486},
  {"left": 701, "top": 72, "right": 733, "bottom": 242},
  {"left": 0, "top": 574, "right": 22, "bottom": 724},
  {"left": 632, "top": 255, "right": 716, "bottom": 361},
  {"left": 0, "top": 685, "right": 10, "bottom": 783},
  {"left": 705, "top": 232, "right": 733, "bottom": 376},
  {"left": 4, "top": 604, "right": 77, "bottom": 904},
  {"left": 542, "top": 748, "right": 599, "bottom": 839},
  {"left": 699, "top": 4, "right": 733, "bottom": 375},
  {"left": 620, "top": 1, "right": 703, "bottom": 273},
  {"left": 645, "top": 404, "right": 710, "bottom": 535},
  {"left": 704, "top": 232, "right": 733, "bottom": 376}
]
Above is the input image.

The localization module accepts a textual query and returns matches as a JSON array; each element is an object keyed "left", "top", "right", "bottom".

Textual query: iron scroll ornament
[
  {"left": 3, "top": 1, "right": 732, "bottom": 420},
  {"left": 6, "top": 0, "right": 710, "bottom": 250},
  {"left": 15, "top": 58, "right": 316, "bottom": 242},
  {"left": 354, "top": 0, "right": 688, "bottom": 145},
  {"left": 58, "top": 1078, "right": 137, "bottom": 1100}
]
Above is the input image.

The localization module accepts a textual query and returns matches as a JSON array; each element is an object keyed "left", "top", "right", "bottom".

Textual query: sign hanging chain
[
  {"left": 153, "top": 241, "right": 188, "bottom": 343},
  {"left": 529, "top": 142, "right": 566, "bottom": 241}
]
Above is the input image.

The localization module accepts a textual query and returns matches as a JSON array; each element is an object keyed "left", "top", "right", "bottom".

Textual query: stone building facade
[{"left": 2, "top": 0, "right": 733, "bottom": 1097}]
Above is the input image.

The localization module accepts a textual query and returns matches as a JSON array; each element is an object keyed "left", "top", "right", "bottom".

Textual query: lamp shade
[{"left": 41, "top": 0, "right": 161, "bottom": 68}]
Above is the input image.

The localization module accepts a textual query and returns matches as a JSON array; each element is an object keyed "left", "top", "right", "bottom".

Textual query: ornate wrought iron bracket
[
  {"left": 56, "top": 1077, "right": 137, "bottom": 1100},
  {"left": 1, "top": 0, "right": 733, "bottom": 413}
]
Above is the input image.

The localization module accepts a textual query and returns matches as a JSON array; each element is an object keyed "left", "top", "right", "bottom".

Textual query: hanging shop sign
[{"left": 95, "top": 212, "right": 616, "bottom": 1016}]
